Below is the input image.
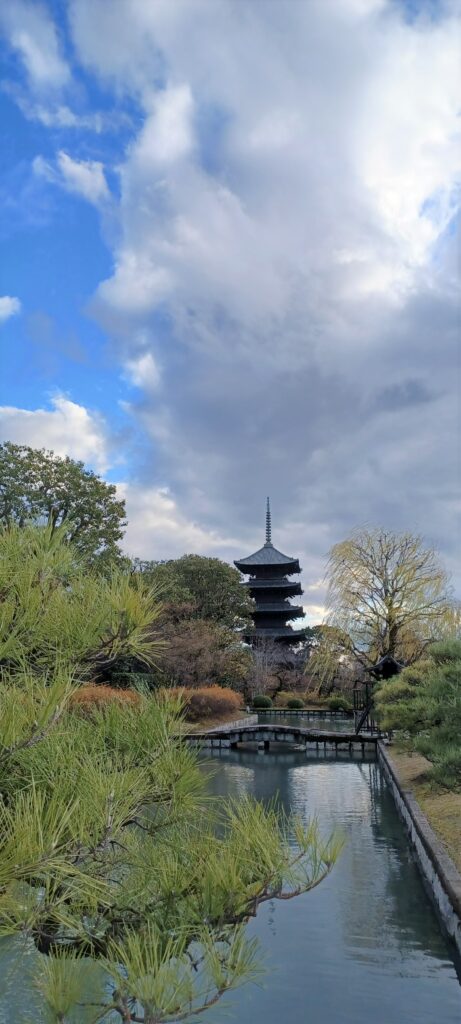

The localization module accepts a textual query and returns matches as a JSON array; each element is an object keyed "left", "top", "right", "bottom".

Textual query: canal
[
  {"left": 0, "top": 745, "right": 459, "bottom": 1023},
  {"left": 257, "top": 710, "right": 355, "bottom": 732},
  {"left": 201, "top": 747, "right": 461, "bottom": 1024}
]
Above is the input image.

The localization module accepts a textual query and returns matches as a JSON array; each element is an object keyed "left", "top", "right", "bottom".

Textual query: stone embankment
[{"left": 378, "top": 742, "right": 461, "bottom": 956}]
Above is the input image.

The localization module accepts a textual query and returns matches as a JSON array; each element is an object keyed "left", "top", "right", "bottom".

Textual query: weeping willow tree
[
  {"left": 309, "top": 528, "right": 452, "bottom": 685},
  {"left": 0, "top": 526, "right": 342, "bottom": 1023}
]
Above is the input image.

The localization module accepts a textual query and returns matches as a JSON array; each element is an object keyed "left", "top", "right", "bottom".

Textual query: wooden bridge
[{"left": 186, "top": 722, "right": 378, "bottom": 755}]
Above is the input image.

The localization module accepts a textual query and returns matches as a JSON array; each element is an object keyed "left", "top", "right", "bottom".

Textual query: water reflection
[
  {"left": 202, "top": 750, "right": 461, "bottom": 1024},
  {"left": 258, "top": 712, "right": 354, "bottom": 733},
  {"left": 1, "top": 752, "right": 459, "bottom": 1024}
]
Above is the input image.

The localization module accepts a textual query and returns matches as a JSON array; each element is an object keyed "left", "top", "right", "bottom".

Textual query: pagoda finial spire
[{"left": 265, "top": 496, "right": 272, "bottom": 544}]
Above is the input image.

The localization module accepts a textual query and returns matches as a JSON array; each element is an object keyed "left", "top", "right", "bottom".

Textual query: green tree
[
  {"left": 320, "top": 528, "right": 452, "bottom": 672},
  {"left": 375, "top": 641, "right": 461, "bottom": 789},
  {"left": 0, "top": 524, "right": 163, "bottom": 679},
  {"left": 0, "top": 442, "right": 126, "bottom": 569},
  {"left": 0, "top": 526, "right": 341, "bottom": 1022},
  {"left": 134, "top": 554, "right": 253, "bottom": 629}
]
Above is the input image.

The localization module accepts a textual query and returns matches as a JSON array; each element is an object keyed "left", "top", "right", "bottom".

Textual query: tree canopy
[
  {"left": 322, "top": 528, "right": 452, "bottom": 670},
  {"left": 0, "top": 524, "right": 163, "bottom": 679},
  {"left": 375, "top": 640, "right": 461, "bottom": 790},
  {"left": 0, "top": 442, "right": 126, "bottom": 569},
  {"left": 133, "top": 554, "right": 253, "bottom": 629}
]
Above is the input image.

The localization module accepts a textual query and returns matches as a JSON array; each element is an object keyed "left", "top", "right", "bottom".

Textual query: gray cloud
[
  {"left": 372, "top": 379, "right": 436, "bottom": 411},
  {"left": 65, "top": 0, "right": 460, "bottom": 600}
]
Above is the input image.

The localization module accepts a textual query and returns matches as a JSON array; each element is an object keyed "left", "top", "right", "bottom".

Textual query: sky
[{"left": 0, "top": 0, "right": 460, "bottom": 622}]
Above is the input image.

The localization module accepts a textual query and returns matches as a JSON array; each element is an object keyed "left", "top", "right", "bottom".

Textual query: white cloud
[
  {"left": 49, "top": 0, "right": 461, "bottom": 592},
  {"left": 131, "top": 84, "right": 194, "bottom": 167},
  {"left": 353, "top": 19, "right": 461, "bottom": 269},
  {"left": 118, "top": 483, "right": 240, "bottom": 561},
  {"left": 0, "top": 296, "right": 21, "bottom": 323},
  {"left": 57, "top": 151, "right": 109, "bottom": 204},
  {"left": 33, "top": 151, "right": 110, "bottom": 205},
  {"left": 123, "top": 352, "right": 161, "bottom": 391},
  {"left": 97, "top": 252, "right": 172, "bottom": 314},
  {"left": 77, "top": 0, "right": 460, "bottom": 341},
  {"left": 0, "top": 396, "right": 110, "bottom": 473},
  {"left": 0, "top": 1, "right": 70, "bottom": 88},
  {"left": 18, "top": 99, "right": 106, "bottom": 131}
]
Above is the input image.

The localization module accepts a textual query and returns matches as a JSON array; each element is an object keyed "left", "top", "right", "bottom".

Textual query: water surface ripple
[{"left": 202, "top": 750, "right": 461, "bottom": 1024}]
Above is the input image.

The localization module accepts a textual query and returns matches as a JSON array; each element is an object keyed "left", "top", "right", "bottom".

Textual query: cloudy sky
[{"left": 0, "top": 0, "right": 459, "bottom": 620}]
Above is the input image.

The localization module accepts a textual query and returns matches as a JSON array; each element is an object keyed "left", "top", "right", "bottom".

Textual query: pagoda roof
[
  {"left": 234, "top": 541, "right": 300, "bottom": 573},
  {"left": 244, "top": 626, "right": 307, "bottom": 641},
  {"left": 243, "top": 577, "right": 302, "bottom": 593},
  {"left": 253, "top": 603, "right": 304, "bottom": 618}
]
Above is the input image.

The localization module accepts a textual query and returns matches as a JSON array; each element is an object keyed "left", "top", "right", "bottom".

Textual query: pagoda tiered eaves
[
  {"left": 252, "top": 602, "right": 304, "bottom": 618},
  {"left": 242, "top": 577, "right": 302, "bottom": 595},
  {"left": 234, "top": 498, "right": 306, "bottom": 646}
]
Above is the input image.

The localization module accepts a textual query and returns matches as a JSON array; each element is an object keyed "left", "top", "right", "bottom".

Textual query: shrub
[
  {"left": 286, "top": 698, "right": 304, "bottom": 709},
  {"left": 274, "top": 691, "right": 293, "bottom": 708},
  {"left": 109, "top": 672, "right": 156, "bottom": 690},
  {"left": 300, "top": 691, "right": 327, "bottom": 707},
  {"left": 326, "top": 694, "right": 353, "bottom": 712},
  {"left": 166, "top": 686, "right": 241, "bottom": 721},
  {"left": 69, "top": 685, "right": 141, "bottom": 714},
  {"left": 252, "top": 695, "right": 273, "bottom": 709},
  {"left": 425, "top": 745, "right": 461, "bottom": 790},
  {"left": 430, "top": 640, "right": 461, "bottom": 665}
]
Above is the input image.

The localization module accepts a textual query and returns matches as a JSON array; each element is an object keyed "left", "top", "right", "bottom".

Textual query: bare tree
[
  {"left": 245, "top": 638, "right": 283, "bottom": 701},
  {"left": 318, "top": 528, "right": 452, "bottom": 673}
]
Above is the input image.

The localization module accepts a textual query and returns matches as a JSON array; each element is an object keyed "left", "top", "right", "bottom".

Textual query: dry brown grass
[
  {"left": 69, "top": 684, "right": 141, "bottom": 713},
  {"left": 163, "top": 686, "right": 241, "bottom": 722},
  {"left": 388, "top": 746, "right": 461, "bottom": 872}
]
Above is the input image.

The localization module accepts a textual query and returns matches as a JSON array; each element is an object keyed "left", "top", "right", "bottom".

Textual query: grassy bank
[{"left": 387, "top": 745, "right": 461, "bottom": 873}]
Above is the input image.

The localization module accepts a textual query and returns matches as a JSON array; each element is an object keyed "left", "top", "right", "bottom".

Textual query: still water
[
  {"left": 201, "top": 748, "right": 461, "bottom": 1024},
  {"left": 258, "top": 711, "right": 355, "bottom": 732},
  {"left": 0, "top": 750, "right": 459, "bottom": 1024}
]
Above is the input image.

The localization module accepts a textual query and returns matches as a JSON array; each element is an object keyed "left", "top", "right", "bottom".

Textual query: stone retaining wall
[
  {"left": 205, "top": 715, "right": 258, "bottom": 733},
  {"left": 378, "top": 741, "right": 461, "bottom": 956}
]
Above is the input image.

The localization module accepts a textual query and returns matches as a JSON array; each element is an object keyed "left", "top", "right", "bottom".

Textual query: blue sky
[{"left": 0, "top": 0, "right": 459, "bottom": 616}]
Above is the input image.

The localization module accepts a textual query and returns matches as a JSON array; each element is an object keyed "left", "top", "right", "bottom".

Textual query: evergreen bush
[
  {"left": 286, "top": 698, "right": 304, "bottom": 709},
  {"left": 376, "top": 640, "right": 461, "bottom": 790},
  {"left": 326, "top": 694, "right": 353, "bottom": 712},
  {"left": 253, "top": 695, "right": 273, "bottom": 708},
  {"left": 109, "top": 671, "right": 157, "bottom": 690}
]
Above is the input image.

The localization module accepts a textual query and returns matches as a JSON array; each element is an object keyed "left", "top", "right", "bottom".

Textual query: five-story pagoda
[{"left": 234, "top": 499, "right": 305, "bottom": 644}]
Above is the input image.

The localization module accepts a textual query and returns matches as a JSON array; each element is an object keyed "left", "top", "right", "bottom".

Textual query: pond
[
  {"left": 201, "top": 748, "right": 461, "bottom": 1024},
  {"left": 258, "top": 711, "right": 355, "bottom": 732},
  {"left": 1, "top": 748, "right": 459, "bottom": 1023}
]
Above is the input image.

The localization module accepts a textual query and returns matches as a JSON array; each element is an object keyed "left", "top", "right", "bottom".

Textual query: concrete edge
[
  {"left": 205, "top": 715, "right": 258, "bottom": 733},
  {"left": 377, "top": 741, "right": 461, "bottom": 956}
]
